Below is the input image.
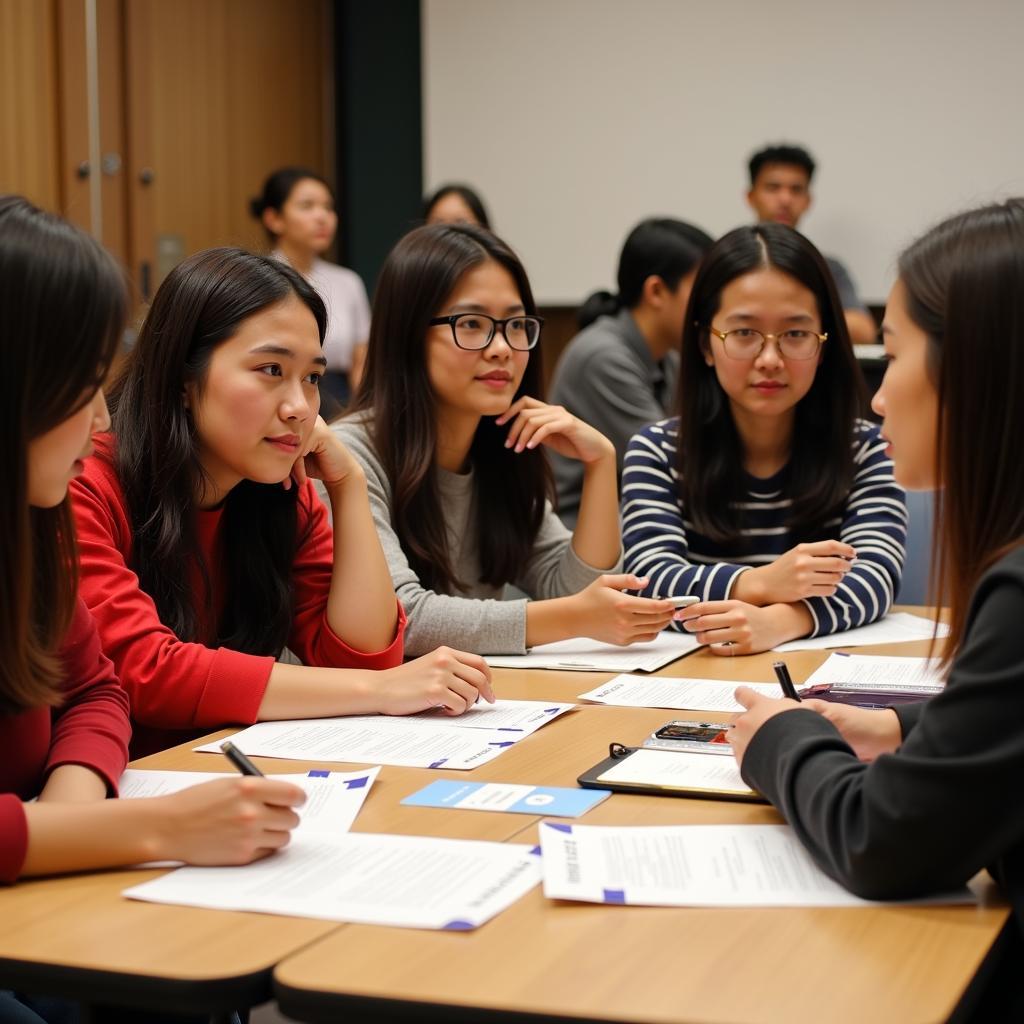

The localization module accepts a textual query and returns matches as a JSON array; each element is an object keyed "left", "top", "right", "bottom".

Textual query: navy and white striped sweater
[{"left": 621, "top": 418, "right": 907, "bottom": 638}]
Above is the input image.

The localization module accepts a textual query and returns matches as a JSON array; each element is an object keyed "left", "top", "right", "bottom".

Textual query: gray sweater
[{"left": 328, "top": 417, "right": 620, "bottom": 656}]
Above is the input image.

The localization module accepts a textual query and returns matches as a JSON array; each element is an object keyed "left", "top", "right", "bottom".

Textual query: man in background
[{"left": 747, "top": 144, "right": 877, "bottom": 344}]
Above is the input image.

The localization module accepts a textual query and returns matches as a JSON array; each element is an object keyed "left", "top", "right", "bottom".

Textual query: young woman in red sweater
[
  {"left": 69, "top": 247, "right": 493, "bottom": 755},
  {"left": 0, "top": 196, "right": 306, "bottom": 899}
]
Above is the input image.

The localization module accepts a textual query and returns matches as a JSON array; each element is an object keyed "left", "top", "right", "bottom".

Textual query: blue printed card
[{"left": 402, "top": 780, "right": 610, "bottom": 818}]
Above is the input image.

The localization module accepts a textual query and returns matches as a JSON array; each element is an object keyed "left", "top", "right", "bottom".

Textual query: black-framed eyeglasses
[
  {"left": 705, "top": 325, "right": 827, "bottom": 361},
  {"left": 429, "top": 313, "right": 544, "bottom": 351}
]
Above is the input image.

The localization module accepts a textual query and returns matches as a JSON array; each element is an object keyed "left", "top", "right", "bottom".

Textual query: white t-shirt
[{"left": 274, "top": 252, "right": 371, "bottom": 373}]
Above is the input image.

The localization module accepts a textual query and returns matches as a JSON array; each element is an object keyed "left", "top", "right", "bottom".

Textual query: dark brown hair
[
  {"left": 0, "top": 195, "right": 125, "bottom": 712},
  {"left": 351, "top": 223, "right": 550, "bottom": 592},
  {"left": 108, "top": 248, "right": 326, "bottom": 655},
  {"left": 677, "top": 223, "right": 864, "bottom": 548},
  {"left": 897, "top": 198, "right": 1024, "bottom": 662}
]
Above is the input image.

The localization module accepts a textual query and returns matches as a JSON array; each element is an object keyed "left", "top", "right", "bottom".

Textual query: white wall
[{"left": 423, "top": 0, "right": 1024, "bottom": 305}]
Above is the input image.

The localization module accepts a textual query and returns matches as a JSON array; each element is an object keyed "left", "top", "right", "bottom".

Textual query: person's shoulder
[
  {"left": 312, "top": 259, "right": 365, "bottom": 292},
  {"left": 850, "top": 418, "right": 887, "bottom": 454},
  {"left": 978, "top": 545, "right": 1024, "bottom": 591},
  {"left": 629, "top": 417, "right": 680, "bottom": 452},
  {"left": 332, "top": 412, "right": 388, "bottom": 480},
  {"left": 74, "top": 434, "right": 125, "bottom": 500}
]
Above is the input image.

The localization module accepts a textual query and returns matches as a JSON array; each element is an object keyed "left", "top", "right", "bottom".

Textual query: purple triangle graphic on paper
[
  {"left": 489, "top": 741, "right": 515, "bottom": 748},
  {"left": 545, "top": 822, "right": 573, "bottom": 834},
  {"left": 429, "top": 758, "right": 448, "bottom": 768},
  {"left": 307, "top": 770, "right": 330, "bottom": 778},
  {"left": 497, "top": 727, "right": 524, "bottom": 732},
  {"left": 603, "top": 889, "right": 626, "bottom": 904},
  {"left": 343, "top": 776, "right": 368, "bottom": 789},
  {"left": 529, "top": 845, "right": 542, "bottom": 856},
  {"left": 544, "top": 707, "right": 560, "bottom": 713},
  {"left": 442, "top": 919, "right": 475, "bottom": 931}
]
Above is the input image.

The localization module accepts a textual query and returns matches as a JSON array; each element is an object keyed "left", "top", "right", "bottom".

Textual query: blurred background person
[{"left": 251, "top": 167, "right": 371, "bottom": 407}]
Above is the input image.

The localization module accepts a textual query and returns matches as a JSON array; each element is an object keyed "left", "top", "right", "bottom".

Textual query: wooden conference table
[{"left": 0, "top": 611, "right": 1009, "bottom": 1023}]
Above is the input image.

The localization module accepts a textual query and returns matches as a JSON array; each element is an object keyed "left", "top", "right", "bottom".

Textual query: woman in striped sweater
[{"left": 622, "top": 223, "right": 906, "bottom": 655}]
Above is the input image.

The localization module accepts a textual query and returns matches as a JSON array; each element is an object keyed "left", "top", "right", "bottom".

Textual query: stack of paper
[
  {"left": 124, "top": 834, "right": 541, "bottom": 930},
  {"left": 539, "top": 823, "right": 974, "bottom": 907},
  {"left": 487, "top": 631, "right": 700, "bottom": 672},
  {"left": 193, "top": 699, "right": 576, "bottom": 770},
  {"left": 773, "top": 611, "right": 948, "bottom": 652},
  {"left": 802, "top": 652, "right": 945, "bottom": 691},
  {"left": 579, "top": 674, "right": 780, "bottom": 712}
]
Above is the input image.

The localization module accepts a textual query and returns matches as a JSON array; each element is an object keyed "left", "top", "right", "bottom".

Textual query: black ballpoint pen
[
  {"left": 772, "top": 661, "right": 802, "bottom": 702},
  {"left": 220, "top": 739, "right": 265, "bottom": 777}
]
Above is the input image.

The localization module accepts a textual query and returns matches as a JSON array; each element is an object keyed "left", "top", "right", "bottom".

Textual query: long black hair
[
  {"left": 107, "top": 247, "right": 326, "bottom": 655},
  {"left": 352, "top": 223, "right": 550, "bottom": 592},
  {"left": 897, "top": 198, "right": 1024, "bottom": 663},
  {"left": 677, "top": 223, "right": 864, "bottom": 548},
  {"left": 0, "top": 195, "right": 125, "bottom": 712},
  {"left": 578, "top": 218, "right": 712, "bottom": 329}
]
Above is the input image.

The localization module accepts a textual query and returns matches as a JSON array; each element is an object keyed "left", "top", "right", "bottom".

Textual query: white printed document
[
  {"left": 124, "top": 833, "right": 541, "bottom": 930},
  {"left": 487, "top": 631, "right": 700, "bottom": 672},
  {"left": 579, "top": 674, "right": 780, "bottom": 712},
  {"left": 194, "top": 719, "right": 524, "bottom": 770},
  {"left": 539, "top": 823, "right": 974, "bottom": 907},
  {"left": 597, "top": 748, "right": 755, "bottom": 798},
  {"left": 118, "top": 767, "right": 379, "bottom": 837},
  {"left": 337, "top": 699, "right": 576, "bottom": 736},
  {"left": 773, "top": 612, "right": 949, "bottom": 652},
  {"left": 802, "top": 653, "right": 945, "bottom": 691}
]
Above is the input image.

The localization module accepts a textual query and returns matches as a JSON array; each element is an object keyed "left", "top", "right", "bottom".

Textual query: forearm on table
[
  {"left": 21, "top": 799, "right": 167, "bottom": 877},
  {"left": 322, "top": 474, "right": 400, "bottom": 651},
  {"left": 525, "top": 596, "right": 581, "bottom": 648},
  {"left": 257, "top": 661, "right": 381, "bottom": 720},
  {"left": 37, "top": 764, "right": 109, "bottom": 803}
]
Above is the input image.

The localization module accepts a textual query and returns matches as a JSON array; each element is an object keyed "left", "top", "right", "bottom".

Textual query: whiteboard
[{"left": 423, "top": 0, "right": 1024, "bottom": 305}]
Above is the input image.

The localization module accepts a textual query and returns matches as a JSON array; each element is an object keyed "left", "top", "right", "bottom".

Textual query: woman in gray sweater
[{"left": 332, "top": 224, "right": 678, "bottom": 656}]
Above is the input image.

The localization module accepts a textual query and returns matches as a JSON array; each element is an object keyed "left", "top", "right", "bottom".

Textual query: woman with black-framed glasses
[
  {"left": 622, "top": 223, "right": 906, "bottom": 655},
  {"left": 330, "top": 222, "right": 679, "bottom": 656}
]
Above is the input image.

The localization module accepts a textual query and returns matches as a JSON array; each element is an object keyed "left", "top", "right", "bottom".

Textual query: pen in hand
[
  {"left": 772, "top": 661, "right": 802, "bottom": 702},
  {"left": 220, "top": 739, "right": 265, "bottom": 777}
]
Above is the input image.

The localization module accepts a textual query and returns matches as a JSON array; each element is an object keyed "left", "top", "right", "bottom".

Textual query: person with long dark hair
[
  {"left": 622, "top": 223, "right": 906, "bottom": 654},
  {"left": 730, "top": 198, "right": 1024, "bottom": 1016},
  {"left": 336, "top": 223, "right": 677, "bottom": 656},
  {"left": 251, "top": 167, "right": 370, "bottom": 404},
  {"left": 0, "top": 197, "right": 305, "bottom": 903},
  {"left": 70, "top": 247, "right": 493, "bottom": 757},
  {"left": 549, "top": 218, "right": 713, "bottom": 526}
]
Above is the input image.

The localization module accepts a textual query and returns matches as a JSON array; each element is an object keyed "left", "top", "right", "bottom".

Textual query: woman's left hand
[
  {"left": 730, "top": 686, "right": 803, "bottom": 768},
  {"left": 675, "top": 600, "right": 795, "bottom": 656},
  {"left": 286, "top": 416, "right": 364, "bottom": 492},
  {"left": 495, "top": 397, "right": 614, "bottom": 464}
]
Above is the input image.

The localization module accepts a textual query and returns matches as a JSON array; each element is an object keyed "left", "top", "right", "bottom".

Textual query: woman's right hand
[
  {"left": 376, "top": 646, "right": 496, "bottom": 716},
  {"left": 732, "top": 540, "right": 856, "bottom": 605},
  {"left": 570, "top": 574, "right": 677, "bottom": 646},
  {"left": 801, "top": 699, "right": 903, "bottom": 762},
  {"left": 157, "top": 777, "right": 306, "bottom": 865}
]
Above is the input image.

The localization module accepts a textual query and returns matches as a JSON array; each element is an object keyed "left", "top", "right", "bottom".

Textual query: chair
[{"left": 896, "top": 490, "right": 935, "bottom": 605}]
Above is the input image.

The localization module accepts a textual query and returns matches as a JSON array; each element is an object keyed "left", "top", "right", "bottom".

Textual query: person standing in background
[
  {"left": 423, "top": 183, "right": 492, "bottom": 229},
  {"left": 251, "top": 168, "right": 371, "bottom": 406},
  {"left": 747, "top": 144, "right": 878, "bottom": 345},
  {"left": 549, "top": 219, "right": 712, "bottom": 527}
]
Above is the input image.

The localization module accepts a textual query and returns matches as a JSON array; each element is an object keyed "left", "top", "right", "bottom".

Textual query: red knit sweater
[
  {"left": 69, "top": 441, "right": 406, "bottom": 756},
  {"left": 0, "top": 599, "right": 131, "bottom": 883}
]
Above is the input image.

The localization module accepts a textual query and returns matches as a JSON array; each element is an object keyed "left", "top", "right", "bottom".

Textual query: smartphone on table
[{"left": 643, "top": 720, "right": 734, "bottom": 755}]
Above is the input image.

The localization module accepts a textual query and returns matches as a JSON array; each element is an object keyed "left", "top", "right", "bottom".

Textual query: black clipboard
[{"left": 578, "top": 742, "right": 766, "bottom": 804}]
